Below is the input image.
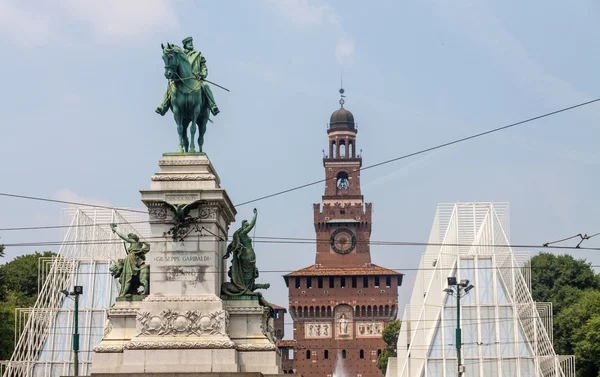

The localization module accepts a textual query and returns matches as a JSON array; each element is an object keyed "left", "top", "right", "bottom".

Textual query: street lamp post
[
  {"left": 62, "top": 286, "right": 83, "bottom": 376},
  {"left": 444, "top": 277, "right": 474, "bottom": 377}
]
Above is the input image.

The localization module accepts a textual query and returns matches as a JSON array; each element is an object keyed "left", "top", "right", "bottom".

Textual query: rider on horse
[{"left": 156, "top": 36, "right": 220, "bottom": 117}]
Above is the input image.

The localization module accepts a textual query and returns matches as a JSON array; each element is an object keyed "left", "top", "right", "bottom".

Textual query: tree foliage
[
  {"left": 0, "top": 244, "right": 5, "bottom": 258},
  {"left": 377, "top": 319, "right": 400, "bottom": 374},
  {"left": 529, "top": 253, "right": 600, "bottom": 377},
  {"left": 530, "top": 253, "right": 600, "bottom": 311},
  {"left": 0, "top": 251, "right": 55, "bottom": 360}
]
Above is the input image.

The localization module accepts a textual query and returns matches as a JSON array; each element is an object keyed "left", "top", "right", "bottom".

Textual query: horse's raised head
[
  {"left": 162, "top": 42, "right": 177, "bottom": 80},
  {"left": 161, "top": 42, "right": 187, "bottom": 81}
]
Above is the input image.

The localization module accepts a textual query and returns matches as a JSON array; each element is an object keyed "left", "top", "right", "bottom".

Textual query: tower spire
[{"left": 339, "top": 74, "right": 346, "bottom": 107}]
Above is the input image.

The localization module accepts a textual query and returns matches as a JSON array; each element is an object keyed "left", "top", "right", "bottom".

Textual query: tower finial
[{"left": 339, "top": 73, "right": 346, "bottom": 107}]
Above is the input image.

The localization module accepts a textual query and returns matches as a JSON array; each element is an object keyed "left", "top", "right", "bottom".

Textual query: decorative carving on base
[
  {"left": 158, "top": 159, "right": 210, "bottom": 166},
  {"left": 226, "top": 307, "right": 266, "bottom": 314},
  {"left": 93, "top": 345, "right": 124, "bottom": 353},
  {"left": 144, "top": 295, "right": 222, "bottom": 302},
  {"left": 151, "top": 174, "right": 216, "bottom": 181},
  {"left": 103, "top": 319, "right": 113, "bottom": 338},
  {"left": 236, "top": 343, "right": 277, "bottom": 351},
  {"left": 137, "top": 309, "right": 228, "bottom": 337},
  {"left": 261, "top": 310, "right": 276, "bottom": 344},
  {"left": 199, "top": 207, "right": 217, "bottom": 219},
  {"left": 109, "top": 308, "right": 139, "bottom": 316},
  {"left": 125, "top": 340, "right": 235, "bottom": 350}
]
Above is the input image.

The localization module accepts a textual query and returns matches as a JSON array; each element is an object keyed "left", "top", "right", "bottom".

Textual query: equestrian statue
[{"left": 157, "top": 36, "right": 220, "bottom": 153}]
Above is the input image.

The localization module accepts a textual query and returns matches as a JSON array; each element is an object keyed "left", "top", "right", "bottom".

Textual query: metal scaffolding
[
  {"left": 2, "top": 208, "right": 149, "bottom": 377},
  {"left": 389, "top": 202, "right": 575, "bottom": 377}
]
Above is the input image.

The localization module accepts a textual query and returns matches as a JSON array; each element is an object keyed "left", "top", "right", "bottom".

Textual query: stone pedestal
[
  {"left": 225, "top": 298, "right": 280, "bottom": 374},
  {"left": 91, "top": 154, "right": 281, "bottom": 375}
]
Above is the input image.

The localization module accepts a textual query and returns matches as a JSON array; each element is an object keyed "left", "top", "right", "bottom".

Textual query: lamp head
[
  {"left": 74, "top": 286, "right": 83, "bottom": 295},
  {"left": 443, "top": 288, "right": 454, "bottom": 294},
  {"left": 459, "top": 279, "right": 470, "bottom": 287},
  {"left": 465, "top": 284, "right": 475, "bottom": 293},
  {"left": 447, "top": 277, "right": 457, "bottom": 286}
]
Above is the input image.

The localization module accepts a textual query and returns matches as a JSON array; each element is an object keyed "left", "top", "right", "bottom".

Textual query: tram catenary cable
[
  {"left": 3, "top": 235, "right": 600, "bottom": 251},
  {"left": 233, "top": 97, "right": 600, "bottom": 207},
  {"left": 1, "top": 97, "right": 599, "bottom": 213}
]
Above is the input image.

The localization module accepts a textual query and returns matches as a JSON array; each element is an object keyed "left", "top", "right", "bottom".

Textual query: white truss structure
[
  {"left": 389, "top": 202, "right": 575, "bottom": 377},
  {"left": 2, "top": 208, "right": 149, "bottom": 377}
]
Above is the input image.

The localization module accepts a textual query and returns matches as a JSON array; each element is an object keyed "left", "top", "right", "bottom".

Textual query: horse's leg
[
  {"left": 173, "top": 108, "right": 184, "bottom": 153},
  {"left": 189, "top": 120, "right": 197, "bottom": 153},
  {"left": 182, "top": 118, "right": 190, "bottom": 153},
  {"left": 197, "top": 107, "right": 210, "bottom": 153},
  {"left": 189, "top": 106, "right": 201, "bottom": 153}
]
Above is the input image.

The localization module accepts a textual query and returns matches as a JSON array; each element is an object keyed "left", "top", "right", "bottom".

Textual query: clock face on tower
[{"left": 330, "top": 228, "right": 357, "bottom": 254}]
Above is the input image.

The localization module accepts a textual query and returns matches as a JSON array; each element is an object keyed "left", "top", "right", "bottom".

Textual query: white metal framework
[
  {"left": 2, "top": 208, "right": 149, "bottom": 377},
  {"left": 389, "top": 202, "right": 575, "bottom": 377}
]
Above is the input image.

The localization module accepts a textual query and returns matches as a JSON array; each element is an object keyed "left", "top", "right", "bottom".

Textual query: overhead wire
[
  {"left": 3, "top": 234, "right": 600, "bottom": 251},
  {"left": 233, "top": 97, "right": 600, "bottom": 207},
  {"left": 1, "top": 98, "right": 599, "bottom": 213}
]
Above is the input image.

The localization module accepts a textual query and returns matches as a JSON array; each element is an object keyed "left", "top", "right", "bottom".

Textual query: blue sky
[{"left": 1, "top": 0, "right": 600, "bottom": 336}]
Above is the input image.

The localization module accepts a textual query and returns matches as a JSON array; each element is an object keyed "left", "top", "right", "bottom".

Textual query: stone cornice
[{"left": 125, "top": 340, "right": 235, "bottom": 350}]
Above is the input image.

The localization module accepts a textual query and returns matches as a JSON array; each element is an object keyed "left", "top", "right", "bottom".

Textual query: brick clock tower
[{"left": 282, "top": 91, "right": 403, "bottom": 377}]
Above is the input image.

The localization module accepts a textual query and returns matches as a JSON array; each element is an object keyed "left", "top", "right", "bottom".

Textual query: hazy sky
[{"left": 1, "top": 0, "right": 600, "bottom": 338}]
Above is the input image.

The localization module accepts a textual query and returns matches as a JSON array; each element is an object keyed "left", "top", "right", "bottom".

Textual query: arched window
[
  {"left": 349, "top": 141, "right": 354, "bottom": 157},
  {"left": 342, "top": 350, "right": 347, "bottom": 359},
  {"left": 332, "top": 141, "right": 337, "bottom": 158},
  {"left": 361, "top": 305, "right": 366, "bottom": 317},
  {"left": 339, "top": 140, "right": 346, "bottom": 157},
  {"left": 310, "top": 306, "right": 314, "bottom": 317},
  {"left": 336, "top": 171, "right": 349, "bottom": 190},
  {"left": 306, "top": 350, "right": 311, "bottom": 359},
  {"left": 360, "top": 349, "right": 364, "bottom": 359},
  {"left": 367, "top": 306, "right": 372, "bottom": 317},
  {"left": 385, "top": 305, "right": 390, "bottom": 316},
  {"left": 324, "top": 350, "right": 329, "bottom": 359},
  {"left": 304, "top": 306, "right": 309, "bottom": 317}
]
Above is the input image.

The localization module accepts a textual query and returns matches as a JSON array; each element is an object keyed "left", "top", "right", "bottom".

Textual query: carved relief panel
[
  {"left": 356, "top": 321, "right": 384, "bottom": 338},
  {"left": 137, "top": 309, "right": 228, "bottom": 337},
  {"left": 304, "top": 322, "right": 333, "bottom": 339}
]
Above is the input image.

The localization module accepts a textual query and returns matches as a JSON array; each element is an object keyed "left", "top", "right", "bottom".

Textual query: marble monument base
[
  {"left": 91, "top": 154, "right": 282, "bottom": 376},
  {"left": 224, "top": 297, "right": 281, "bottom": 375}
]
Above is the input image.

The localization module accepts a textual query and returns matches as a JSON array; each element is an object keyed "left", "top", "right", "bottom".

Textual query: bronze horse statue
[{"left": 161, "top": 43, "right": 211, "bottom": 153}]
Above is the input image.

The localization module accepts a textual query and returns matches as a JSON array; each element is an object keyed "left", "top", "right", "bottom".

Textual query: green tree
[
  {"left": 554, "top": 290, "right": 600, "bottom": 356},
  {"left": 0, "top": 244, "right": 5, "bottom": 257},
  {"left": 575, "top": 315, "right": 600, "bottom": 377},
  {"left": 377, "top": 319, "right": 401, "bottom": 374},
  {"left": 529, "top": 253, "right": 600, "bottom": 313},
  {"left": 0, "top": 251, "right": 55, "bottom": 297},
  {"left": 0, "top": 251, "right": 55, "bottom": 360}
]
